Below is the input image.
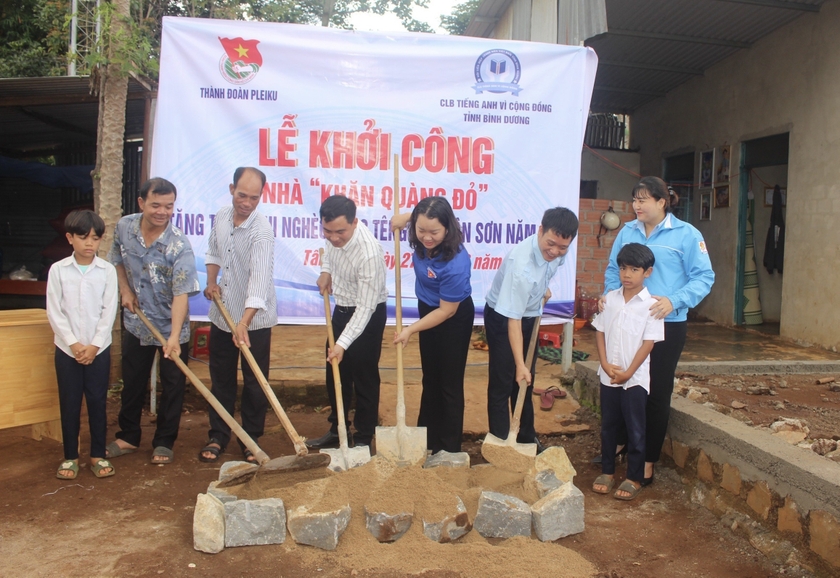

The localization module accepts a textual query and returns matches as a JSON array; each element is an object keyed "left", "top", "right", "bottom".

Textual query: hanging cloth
[
  {"left": 763, "top": 184, "right": 785, "bottom": 274},
  {"left": 743, "top": 198, "right": 764, "bottom": 325}
]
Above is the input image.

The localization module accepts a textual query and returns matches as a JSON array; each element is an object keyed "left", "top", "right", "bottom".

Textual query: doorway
[
  {"left": 663, "top": 151, "right": 695, "bottom": 222},
  {"left": 735, "top": 133, "right": 789, "bottom": 333}
]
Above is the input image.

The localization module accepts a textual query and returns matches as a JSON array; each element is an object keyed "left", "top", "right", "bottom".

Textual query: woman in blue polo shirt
[
  {"left": 604, "top": 176, "right": 715, "bottom": 485},
  {"left": 392, "top": 196, "right": 474, "bottom": 454}
]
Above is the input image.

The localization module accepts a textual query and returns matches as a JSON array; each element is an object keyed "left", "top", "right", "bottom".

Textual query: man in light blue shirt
[{"left": 484, "top": 207, "right": 578, "bottom": 451}]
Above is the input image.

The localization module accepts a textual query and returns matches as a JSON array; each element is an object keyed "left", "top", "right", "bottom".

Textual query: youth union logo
[
  {"left": 218, "top": 36, "right": 263, "bottom": 85},
  {"left": 473, "top": 49, "right": 522, "bottom": 95}
]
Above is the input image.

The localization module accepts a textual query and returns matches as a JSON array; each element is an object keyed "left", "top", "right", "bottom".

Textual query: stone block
[
  {"left": 534, "top": 446, "right": 576, "bottom": 483},
  {"left": 746, "top": 480, "right": 772, "bottom": 520},
  {"left": 423, "top": 451, "right": 470, "bottom": 469},
  {"left": 473, "top": 491, "right": 531, "bottom": 539},
  {"left": 207, "top": 481, "right": 237, "bottom": 504},
  {"left": 193, "top": 493, "right": 225, "bottom": 554},
  {"left": 696, "top": 450, "right": 714, "bottom": 484},
  {"left": 532, "top": 469, "right": 563, "bottom": 499},
  {"left": 671, "top": 440, "right": 690, "bottom": 469},
  {"left": 777, "top": 496, "right": 802, "bottom": 535},
  {"left": 224, "top": 498, "right": 286, "bottom": 548},
  {"left": 287, "top": 504, "right": 351, "bottom": 551},
  {"left": 219, "top": 461, "right": 258, "bottom": 484},
  {"left": 531, "top": 483, "right": 584, "bottom": 541},
  {"left": 422, "top": 496, "right": 471, "bottom": 543},
  {"left": 809, "top": 510, "right": 840, "bottom": 568},
  {"left": 364, "top": 507, "right": 413, "bottom": 542},
  {"left": 720, "top": 463, "right": 741, "bottom": 496}
]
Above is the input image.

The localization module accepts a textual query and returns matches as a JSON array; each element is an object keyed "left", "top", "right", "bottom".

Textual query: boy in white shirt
[
  {"left": 46, "top": 210, "right": 119, "bottom": 480},
  {"left": 591, "top": 243, "right": 664, "bottom": 500}
]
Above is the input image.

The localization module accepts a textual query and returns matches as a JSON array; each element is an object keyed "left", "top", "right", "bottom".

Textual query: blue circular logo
[{"left": 473, "top": 49, "right": 522, "bottom": 95}]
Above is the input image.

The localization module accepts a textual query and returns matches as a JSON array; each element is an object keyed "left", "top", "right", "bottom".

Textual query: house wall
[
  {"left": 631, "top": 2, "right": 840, "bottom": 350},
  {"left": 581, "top": 148, "right": 640, "bottom": 201}
]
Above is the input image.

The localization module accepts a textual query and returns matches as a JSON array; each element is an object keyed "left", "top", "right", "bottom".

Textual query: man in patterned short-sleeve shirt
[{"left": 106, "top": 177, "right": 200, "bottom": 464}]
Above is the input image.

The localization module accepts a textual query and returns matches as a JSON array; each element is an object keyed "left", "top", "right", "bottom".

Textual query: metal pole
[
  {"left": 562, "top": 320, "right": 574, "bottom": 371},
  {"left": 68, "top": 0, "right": 78, "bottom": 76}
]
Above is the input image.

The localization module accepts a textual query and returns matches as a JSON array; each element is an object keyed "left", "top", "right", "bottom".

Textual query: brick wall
[{"left": 575, "top": 199, "right": 634, "bottom": 297}]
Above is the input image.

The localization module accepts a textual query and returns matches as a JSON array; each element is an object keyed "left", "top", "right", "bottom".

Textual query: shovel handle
[
  {"left": 211, "top": 294, "right": 308, "bottom": 456},
  {"left": 508, "top": 297, "right": 548, "bottom": 441},
  {"left": 321, "top": 250, "right": 352, "bottom": 455},
  {"left": 134, "top": 308, "right": 270, "bottom": 465},
  {"left": 392, "top": 154, "right": 408, "bottom": 429}
]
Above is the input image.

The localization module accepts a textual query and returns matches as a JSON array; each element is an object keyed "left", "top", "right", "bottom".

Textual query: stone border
[{"left": 575, "top": 361, "right": 840, "bottom": 570}]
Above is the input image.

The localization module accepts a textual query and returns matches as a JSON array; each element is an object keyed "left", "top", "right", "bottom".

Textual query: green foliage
[
  {"left": 0, "top": 0, "right": 69, "bottom": 77},
  {"left": 440, "top": 0, "right": 477, "bottom": 36}
]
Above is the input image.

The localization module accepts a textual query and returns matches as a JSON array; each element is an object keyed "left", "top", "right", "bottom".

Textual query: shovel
[
  {"left": 375, "top": 155, "right": 427, "bottom": 466},
  {"left": 320, "top": 287, "right": 372, "bottom": 472},
  {"left": 480, "top": 305, "right": 545, "bottom": 473},
  {"left": 211, "top": 294, "right": 329, "bottom": 471},
  {"left": 133, "top": 309, "right": 319, "bottom": 486}
]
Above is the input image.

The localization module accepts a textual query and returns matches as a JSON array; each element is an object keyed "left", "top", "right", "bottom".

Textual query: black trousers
[
  {"left": 417, "top": 296, "right": 475, "bottom": 453},
  {"left": 611, "top": 321, "right": 687, "bottom": 463},
  {"left": 118, "top": 331, "right": 189, "bottom": 450},
  {"left": 325, "top": 302, "right": 387, "bottom": 446},
  {"left": 207, "top": 324, "right": 272, "bottom": 451},
  {"left": 600, "top": 383, "right": 647, "bottom": 482},
  {"left": 485, "top": 305, "right": 539, "bottom": 443},
  {"left": 55, "top": 346, "right": 111, "bottom": 460}
]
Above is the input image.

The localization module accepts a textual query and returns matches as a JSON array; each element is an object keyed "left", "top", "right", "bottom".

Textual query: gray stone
[
  {"left": 473, "top": 491, "right": 531, "bottom": 539},
  {"left": 423, "top": 450, "right": 470, "bottom": 469},
  {"left": 219, "top": 461, "right": 258, "bottom": 484},
  {"left": 193, "top": 493, "right": 225, "bottom": 554},
  {"left": 286, "top": 504, "right": 351, "bottom": 551},
  {"left": 531, "top": 482, "right": 585, "bottom": 541},
  {"left": 422, "top": 496, "right": 471, "bottom": 543},
  {"left": 364, "top": 507, "right": 413, "bottom": 542},
  {"left": 207, "top": 481, "right": 237, "bottom": 504},
  {"left": 224, "top": 498, "right": 286, "bottom": 547},
  {"left": 533, "top": 469, "right": 563, "bottom": 499}
]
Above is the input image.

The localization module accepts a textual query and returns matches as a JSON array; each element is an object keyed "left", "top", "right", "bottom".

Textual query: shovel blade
[
  {"left": 481, "top": 433, "right": 537, "bottom": 473},
  {"left": 320, "top": 445, "right": 371, "bottom": 472},
  {"left": 217, "top": 453, "right": 332, "bottom": 488},
  {"left": 375, "top": 425, "right": 427, "bottom": 466}
]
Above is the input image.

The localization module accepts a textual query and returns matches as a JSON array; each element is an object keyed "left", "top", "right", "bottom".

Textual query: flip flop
[
  {"left": 614, "top": 479, "right": 643, "bottom": 501},
  {"left": 198, "top": 439, "right": 225, "bottom": 463},
  {"left": 532, "top": 386, "right": 567, "bottom": 399},
  {"left": 105, "top": 441, "right": 137, "bottom": 459},
  {"left": 91, "top": 459, "right": 116, "bottom": 478},
  {"left": 592, "top": 474, "right": 614, "bottom": 494},
  {"left": 56, "top": 460, "right": 79, "bottom": 480},
  {"left": 540, "top": 390, "right": 556, "bottom": 410},
  {"left": 151, "top": 446, "right": 174, "bottom": 464}
]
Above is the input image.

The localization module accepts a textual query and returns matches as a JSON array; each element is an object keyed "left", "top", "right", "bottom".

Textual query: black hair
[
  {"left": 617, "top": 242, "right": 655, "bottom": 270},
  {"left": 139, "top": 177, "right": 177, "bottom": 200},
  {"left": 233, "top": 167, "right": 267, "bottom": 190},
  {"left": 631, "top": 176, "right": 679, "bottom": 212},
  {"left": 65, "top": 209, "right": 105, "bottom": 237},
  {"left": 320, "top": 195, "right": 357, "bottom": 223},
  {"left": 407, "top": 196, "right": 463, "bottom": 261},
  {"left": 541, "top": 207, "right": 579, "bottom": 240}
]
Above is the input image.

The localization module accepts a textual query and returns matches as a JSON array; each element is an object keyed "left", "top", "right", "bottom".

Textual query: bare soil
[
  {"left": 675, "top": 372, "right": 840, "bottom": 441},
  {"left": 0, "top": 383, "right": 822, "bottom": 578}
]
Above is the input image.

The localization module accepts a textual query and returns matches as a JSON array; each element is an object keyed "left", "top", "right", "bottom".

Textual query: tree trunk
[{"left": 92, "top": 0, "right": 130, "bottom": 383}]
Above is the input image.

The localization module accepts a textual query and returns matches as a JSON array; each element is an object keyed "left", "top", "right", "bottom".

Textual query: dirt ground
[{"left": 0, "top": 388, "right": 819, "bottom": 578}]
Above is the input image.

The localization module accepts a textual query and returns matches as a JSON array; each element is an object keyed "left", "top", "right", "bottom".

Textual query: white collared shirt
[
  {"left": 591, "top": 286, "right": 665, "bottom": 391},
  {"left": 46, "top": 254, "right": 119, "bottom": 357},
  {"left": 321, "top": 224, "right": 387, "bottom": 351}
]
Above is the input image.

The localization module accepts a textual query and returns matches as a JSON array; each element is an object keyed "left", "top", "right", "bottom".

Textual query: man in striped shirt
[
  {"left": 199, "top": 167, "right": 278, "bottom": 463},
  {"left": 307, "top": 195, "right": 387, "bottom": 449}
]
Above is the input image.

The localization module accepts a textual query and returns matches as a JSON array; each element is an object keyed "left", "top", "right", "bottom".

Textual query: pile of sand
[{"left": 226, "top": 456, "right": 595, "bottom": 578}]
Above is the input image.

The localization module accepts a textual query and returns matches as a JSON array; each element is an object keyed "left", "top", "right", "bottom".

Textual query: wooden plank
[
  {"left": 0, "top": 280, "right": 48, "bottom": 297},
  {"left": 31, "top": 419, "right": 63, "bottom": 443}
]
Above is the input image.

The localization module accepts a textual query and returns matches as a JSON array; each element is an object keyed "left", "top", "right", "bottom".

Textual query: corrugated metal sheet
[{"left": 466, "top": 0, "right": 826, "bottom": 112}]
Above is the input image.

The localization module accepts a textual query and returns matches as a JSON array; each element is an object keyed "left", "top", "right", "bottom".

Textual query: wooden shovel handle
[
  {"left": 508, "top": 297, "right": 548, "bottom": 438},
  {"left": 211, "top": 294, "right": 308, "bottom": 456},
  {"left": 134, "top": 308, "right": 270, "bottom": 465},
  {"left": 392, "top": 154, "right": 407, "bottom": 429},
  {"left": 321, "top": 249, "right": 351, "bottom": 451}
]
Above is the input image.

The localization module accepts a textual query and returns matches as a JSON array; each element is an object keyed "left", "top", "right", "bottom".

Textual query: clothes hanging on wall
[{"left": 763, "top": 184, "right": 785, "bottom": 274}]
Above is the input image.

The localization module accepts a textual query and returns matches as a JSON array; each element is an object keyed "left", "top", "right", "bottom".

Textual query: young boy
[
  {"left": 591, "top": 243, "right": 664, "bottom": 500},
  {"left": 46, "top": 210, "right": 119, "bottom": 479}
]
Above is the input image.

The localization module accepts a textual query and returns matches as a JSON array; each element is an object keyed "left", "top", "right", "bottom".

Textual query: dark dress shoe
[
  {"left": 305, "top": 430, "right": 340, "bottom": 449},
  {"left": 534, "top": 436, "right": 547, "bottom": 454}
]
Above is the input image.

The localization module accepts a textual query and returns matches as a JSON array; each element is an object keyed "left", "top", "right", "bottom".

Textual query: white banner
[{"left": 153, "top": 17, "right": 597, "bottom": 324}]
